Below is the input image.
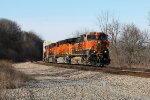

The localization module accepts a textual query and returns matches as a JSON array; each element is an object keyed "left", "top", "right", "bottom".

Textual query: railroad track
[{"left": 34, "top": 61, "right": 150, "bottom": 78}]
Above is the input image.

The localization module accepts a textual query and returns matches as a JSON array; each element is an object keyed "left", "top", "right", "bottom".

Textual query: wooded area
[
  {"left": 0, "top": 19, "right": 43, "bottom": 61},
  {"left": 97, "top": 12, "right": 150, "bottom": 68}
]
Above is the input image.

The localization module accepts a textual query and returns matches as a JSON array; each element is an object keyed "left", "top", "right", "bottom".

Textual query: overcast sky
[{"left": 0, "top": 0, "right": 150, "bottom": 42}]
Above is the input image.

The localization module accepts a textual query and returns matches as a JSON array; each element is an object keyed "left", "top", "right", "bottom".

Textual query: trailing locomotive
[{"left": 43, "top": 32, "right": 110, "bottom": 66}]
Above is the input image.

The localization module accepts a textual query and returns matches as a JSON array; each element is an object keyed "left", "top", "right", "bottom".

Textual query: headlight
[
  {"left": 91, "top": 50, "right": 96, "bottom": 54},
  {"left": 104, "top": 51, "right": 107, "bottom": 53}
]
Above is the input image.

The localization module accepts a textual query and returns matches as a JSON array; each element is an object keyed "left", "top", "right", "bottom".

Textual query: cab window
[
  {"left": 76, "top": 36, "right": 84, "bottom": 43},
  {"left": 98, "top": 34, "right": 107, "bottom": 40},
  {"left": 87, "top": 35, "right": 96, "bottom": 41}
]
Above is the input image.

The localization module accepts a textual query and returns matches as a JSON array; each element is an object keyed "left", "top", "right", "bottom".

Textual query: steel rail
[{"left": 33, "top": 61, "right": 150, "bottom": 78}]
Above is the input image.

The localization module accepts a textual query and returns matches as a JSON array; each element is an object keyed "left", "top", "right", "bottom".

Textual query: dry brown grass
[{"left": 0, "top": 60, "right": 32, "bottom": 89}]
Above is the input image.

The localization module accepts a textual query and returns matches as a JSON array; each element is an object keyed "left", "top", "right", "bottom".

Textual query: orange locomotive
[{"left": 43, "top": 32, "right": 110, "bottom": 66}]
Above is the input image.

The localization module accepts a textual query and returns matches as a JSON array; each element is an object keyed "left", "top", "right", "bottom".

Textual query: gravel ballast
[{"left": 1, "top": 62, "right": 150, "bottom": 100}]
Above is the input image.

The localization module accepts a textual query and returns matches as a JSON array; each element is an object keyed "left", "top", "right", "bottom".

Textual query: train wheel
[
  {"left": 91, "top": 61, "right": 96, "bottom": 66},
  {"left": 88, "top": 55, "right": 97, "bottom": 66},
  {"left": 81, "top": 56, "right": 88, "bottom": 65},
  {"left": 101, "top": 64, "right": 104, "bottom": 67},
  {"left": 54, "top": 58, "right": 57, "bottom": 63},
  {"left": 68, "top": 58, "right": 71, "bottom": 64},
  {"left": 52, "top": 56, "right": 57, "bottom": 63},
  {"left": 64, "top": 55, "right": 71, "bottom": 64}
]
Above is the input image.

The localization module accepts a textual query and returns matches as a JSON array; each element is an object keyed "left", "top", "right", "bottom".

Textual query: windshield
[
  {"left": 87, "top": 35, "right": 96, "bottom": 41},
  {"left": 98, "top": 34, "right": 107, "bottom": 40}
]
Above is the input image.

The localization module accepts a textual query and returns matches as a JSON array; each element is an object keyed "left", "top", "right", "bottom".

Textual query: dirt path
[{"left": 1, "top": 62, "right": 150, "bottom": 100}]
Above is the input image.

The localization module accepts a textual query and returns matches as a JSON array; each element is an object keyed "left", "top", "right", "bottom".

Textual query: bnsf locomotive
[{"left": 43, "top": 32, "right": 110, "bottom": 66}]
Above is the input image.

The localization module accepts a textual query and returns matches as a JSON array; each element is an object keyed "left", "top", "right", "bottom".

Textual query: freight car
[{"left": 43, "top": 32, "right": 110, "bottom": 66}]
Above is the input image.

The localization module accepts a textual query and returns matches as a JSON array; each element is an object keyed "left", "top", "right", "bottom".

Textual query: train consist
[{"left": 43, "top": 32, "right": 110, "bottom": 66}]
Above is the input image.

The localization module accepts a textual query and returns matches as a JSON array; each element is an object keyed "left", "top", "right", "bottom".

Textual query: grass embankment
[{"left": 0, "top": 60, "right": 31, "bottom": 89}]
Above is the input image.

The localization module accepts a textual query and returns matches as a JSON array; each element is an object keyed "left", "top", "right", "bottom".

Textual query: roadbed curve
[{"left": 1, "top": 62, "right": 150, "bottom": 100}]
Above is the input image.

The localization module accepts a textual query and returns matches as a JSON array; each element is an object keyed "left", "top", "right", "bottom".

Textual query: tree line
[
  {"left": 0, "top": 18, "right": 43, "bottom": 62},
  {"left": 97, "top": 12, "right": 150, "bottom": 68}
]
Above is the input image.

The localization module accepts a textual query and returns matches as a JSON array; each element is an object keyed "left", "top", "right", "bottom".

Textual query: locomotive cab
[{"left": 85, "top": 32, "right": 110, "bottom": 66}]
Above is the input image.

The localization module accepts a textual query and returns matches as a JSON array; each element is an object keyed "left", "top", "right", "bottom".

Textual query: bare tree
[
  {"left": 21, "top": 31, "right": 43, "bottom": 61},
  {"left": 97, "top": 12, "right": 121, "bottom": 47},
  {"left": 119, "top": 24, "right": 149, "bottom": 67},
  {"left": 97, "top": 12, "right": 121, "bottom": 46},
  {"left": 97, "top": 12, "right": 121, "bottom": 66},
  {"left": 108, "top": 20, "right": 120, "bottom": 47},
  {"left": 0, "top": 19, "right": 22, "bottom": 60},
  {"left": 148, "top": 12, "right": 150, "bottom": 26},
  {"left": 97, "top": 11, "right": 110, "bottom": 34}
]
